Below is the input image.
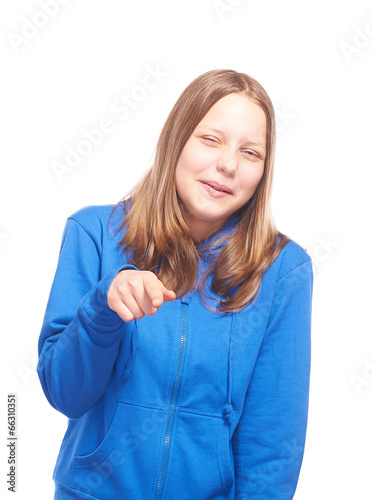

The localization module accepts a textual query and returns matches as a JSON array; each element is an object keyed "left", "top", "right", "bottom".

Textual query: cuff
[{"left": 78, "top": 264, "right": 138, "bottom": 335}]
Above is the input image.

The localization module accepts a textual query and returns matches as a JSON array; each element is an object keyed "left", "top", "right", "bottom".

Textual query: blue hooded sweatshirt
[{"left": 37, "top": 203, "right": 313, "bottom": 500}]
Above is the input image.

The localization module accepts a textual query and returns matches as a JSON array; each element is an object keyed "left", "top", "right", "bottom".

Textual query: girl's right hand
[{"left": 107, "top": 269, "right": 176, "bottom": 322}]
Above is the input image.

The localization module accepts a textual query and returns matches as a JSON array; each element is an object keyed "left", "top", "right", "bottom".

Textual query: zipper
[{"left": 155, "top": 301, "right": 188, "bottom": 499}]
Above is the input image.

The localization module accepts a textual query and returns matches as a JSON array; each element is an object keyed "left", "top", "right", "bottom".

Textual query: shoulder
[
  {"left": 274, "top": 238, "right": 313, "bottom": 282},
  {"left": 65, "top": 202, "right": 130, "bottom": 247},
  {"left": 62, "top": 204, "right": 126, "bottom": 246},
  {"left": 66, "top": 203, "right": 120, "bottom": 235},
  {"left": 67, "top": 204, "right": 115, "bottom": 225}
]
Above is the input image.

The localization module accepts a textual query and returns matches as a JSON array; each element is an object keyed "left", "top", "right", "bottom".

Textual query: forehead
[{"left": 196, "top": 93, "right": 267, "bottom": 147}]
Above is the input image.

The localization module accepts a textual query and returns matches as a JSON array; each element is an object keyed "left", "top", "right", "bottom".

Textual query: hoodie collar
[{"left": 196, "top": 213, "right": 239, "bottom": 260}]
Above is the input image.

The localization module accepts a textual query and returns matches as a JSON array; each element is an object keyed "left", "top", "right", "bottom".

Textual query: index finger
[
  {"left": 145, "top": 278, "right": 176, "bottom": 307},
  {"left": 144, "top": 281, "right": 166, "bottom": 308}
]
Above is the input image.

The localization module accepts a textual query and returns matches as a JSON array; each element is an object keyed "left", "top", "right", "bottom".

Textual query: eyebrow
[{"left": 196, "top": 125, "right": 266, "bottom": 151}]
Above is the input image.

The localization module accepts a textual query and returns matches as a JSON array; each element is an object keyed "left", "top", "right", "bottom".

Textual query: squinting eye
[
  {"left": 243, "top": 150, "right": 257, "bottom": 157},
  {"left": 204, "top": 137, "right": 218, "bottom": 143}
]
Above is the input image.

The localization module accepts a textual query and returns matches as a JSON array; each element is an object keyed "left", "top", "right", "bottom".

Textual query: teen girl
[{"left": 37, "top": 69, "right": 313, "bottom": 499}]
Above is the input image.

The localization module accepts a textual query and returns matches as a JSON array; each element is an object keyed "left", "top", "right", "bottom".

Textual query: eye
[
  {"left": 203, "top": 136, "right": 218, "bottom": 144},
  {"left": 243, "top": 150, "right": 258, "bottom": 158}
]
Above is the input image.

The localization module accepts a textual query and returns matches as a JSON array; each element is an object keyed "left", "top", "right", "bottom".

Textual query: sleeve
[
  {"left": 232, "top": 258, "right": 313, "bottom": 499},
  {"left": 37, "top": 216, "right": 138, "bottom": 420}
]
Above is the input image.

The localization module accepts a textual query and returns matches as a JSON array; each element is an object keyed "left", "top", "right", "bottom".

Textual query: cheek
[
  {"left": 177, "top": 142, "right": 211, "bottom": 177},
  {"left": 175, "top": 159, "right": 189, "bottom": 194},
  {"left": 241, "top": 167, "right": 264, "bottom": 196},
  {"left": 175, "top": 152, "right": 195, "bottom": 197}
]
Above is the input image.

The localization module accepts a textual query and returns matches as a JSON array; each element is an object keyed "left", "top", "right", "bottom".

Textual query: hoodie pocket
[
  {"left": 163, "top": 410, "right": 235, "bottom": 499},
  {"left": 73, "top": 400, "right": 166, "bottom": 499},
  {"left": 216, "top": 416, "right": 235, "bottom": 490}
]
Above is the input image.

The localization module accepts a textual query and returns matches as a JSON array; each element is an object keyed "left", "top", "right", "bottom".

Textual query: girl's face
[{"left": 175, "top": 92, "right": 267, "bottom": 241}]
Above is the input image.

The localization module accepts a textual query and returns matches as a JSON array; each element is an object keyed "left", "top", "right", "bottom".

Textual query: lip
[{"left": 199, "top": 180, "right": 233, "bottom": 194}]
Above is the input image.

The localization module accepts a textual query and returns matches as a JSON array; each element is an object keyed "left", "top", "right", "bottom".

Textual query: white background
[{"left": 1, "top": 0, "right": 371, "bottom": 498}]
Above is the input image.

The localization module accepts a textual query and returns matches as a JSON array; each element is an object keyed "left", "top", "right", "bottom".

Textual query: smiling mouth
[{"left": 200, "top": 181, "right": 232, "bottom": 194}]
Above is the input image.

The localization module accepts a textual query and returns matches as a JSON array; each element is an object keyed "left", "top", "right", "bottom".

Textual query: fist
[{"left": 107, "top": 269, "right": 176, "bottom": 322}]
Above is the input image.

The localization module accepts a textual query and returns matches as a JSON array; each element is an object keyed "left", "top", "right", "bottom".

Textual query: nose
[{"left": 216, "top": 149, "right": 237, "bottom": 177}]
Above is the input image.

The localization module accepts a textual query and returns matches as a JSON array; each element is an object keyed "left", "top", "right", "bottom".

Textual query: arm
[
  {"left": 233, "top": 258, "right": 314, "bottom": 499},
  {"left": 37, "top": 216, "right": 137, "bottom": 419}
]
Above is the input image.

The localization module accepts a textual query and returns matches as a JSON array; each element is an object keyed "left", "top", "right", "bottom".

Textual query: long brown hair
[{"left": 111, "top": 69, "right": 291, "bottom": 312}]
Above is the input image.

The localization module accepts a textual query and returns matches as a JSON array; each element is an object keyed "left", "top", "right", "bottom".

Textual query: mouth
[{"left": 200, "top": 180, "right": 233, "bottom": 194}]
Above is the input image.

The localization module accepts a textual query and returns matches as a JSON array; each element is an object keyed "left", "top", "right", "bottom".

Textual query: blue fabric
[{"left": 37, "top": 203, "right": 313, "bottom": 499}]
